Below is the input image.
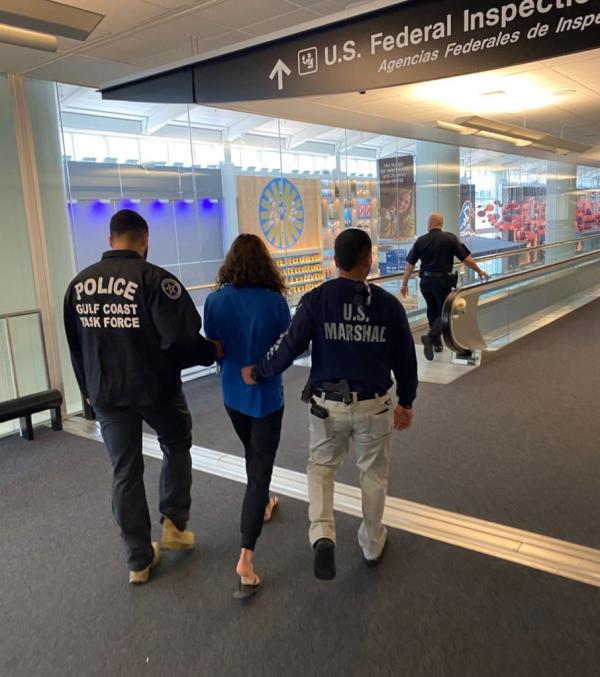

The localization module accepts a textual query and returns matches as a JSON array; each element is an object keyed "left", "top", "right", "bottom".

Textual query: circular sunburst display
[{"left": 259, "top": 178, "right": 304, "bottom": 249}]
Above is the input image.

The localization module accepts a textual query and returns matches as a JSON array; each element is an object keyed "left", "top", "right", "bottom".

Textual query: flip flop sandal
[
  {"left": 263, "top": 496, "right": 279, "bottom": 523},
  {"left": 234, "top": 575, "right": 262, "bottom": 600}
]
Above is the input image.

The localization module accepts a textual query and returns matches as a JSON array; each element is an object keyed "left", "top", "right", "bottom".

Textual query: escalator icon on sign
[{"left": 298, "top": 47, "right": 318, "bottom": 76}]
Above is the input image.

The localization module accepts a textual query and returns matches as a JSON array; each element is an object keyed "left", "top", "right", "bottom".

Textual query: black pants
[
  {"left": 95, "top": 391, "right": 192, "bottom": 571},
  {"left": 225, "top": 406, "right": 284, "bottom": 551},
  {"left": 420, "top": 277, "right": 453, "bottom": 343}
]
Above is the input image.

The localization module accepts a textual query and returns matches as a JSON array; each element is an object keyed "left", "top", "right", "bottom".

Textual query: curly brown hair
[{"left": 217, "top": 234, "right": 286, "bottom": 294}]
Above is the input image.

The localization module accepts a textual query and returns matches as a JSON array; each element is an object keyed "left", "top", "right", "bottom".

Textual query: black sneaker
[
  {"left": 421, "top": 336, "right": 434, "bottom": 361},
  {"left": 434, "top": 342, "right": 444, "bottom": 353},
  {"left": 313, "top": 538, "right": 336, "bottom": 580}
]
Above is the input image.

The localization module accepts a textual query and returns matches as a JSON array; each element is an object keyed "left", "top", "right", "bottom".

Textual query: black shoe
[
  {"left": 364, "top": 540, "right": 388, "bottom": 567},
  {"left": 421, "top": 336, "right": 434, "bottom": 361},
  {"left": 434, "top": 342, "right": 444, "bottom": 353},
  {"left": 313, "top": 538, "right": 336, "bottom": 580}
]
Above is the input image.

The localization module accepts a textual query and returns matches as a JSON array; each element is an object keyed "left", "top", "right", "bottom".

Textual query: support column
[
  {"left": 220, "top": 143, "right": 239, "bottom": 252},
  {"left": 415, "top": 141, "right": 461, "bottom": 236},
  {"left": 8, "top": 74, "right": 64, "bottom": 396},
  {"left": 546, "top": 161, "right": 576, "bottom": 244},
  {"left": 26, "top": 79, "right": 80, "bottom": 412}
]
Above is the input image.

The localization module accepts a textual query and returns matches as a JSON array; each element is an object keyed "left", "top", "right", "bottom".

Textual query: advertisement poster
[{"left": 377, "top": 155, "right": 415, "bottom": 240}]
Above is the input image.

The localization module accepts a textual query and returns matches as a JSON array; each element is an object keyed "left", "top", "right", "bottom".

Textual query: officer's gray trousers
[
  {"left": 307, "top": 391, "right": 394, "bottom": 560},
  {"left": 95, "top": 391, "right": 192, "bottom": 571}
]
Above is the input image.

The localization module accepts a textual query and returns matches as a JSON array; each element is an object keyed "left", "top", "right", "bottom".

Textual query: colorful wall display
[
  {"left": 237, "top": 175, "right": 322, "bottom": 253},
  {"left": 320, "top": 178, "right": 380, "bottom": 278},
  {"left": 258, "top": 177, "right": 305, "bottom": 249},
  {"left": 237, "top": 175, "right": 325, "bottom": 302},
  {"left": 576, "top": 193, "right": 600, "bottom": 233}
]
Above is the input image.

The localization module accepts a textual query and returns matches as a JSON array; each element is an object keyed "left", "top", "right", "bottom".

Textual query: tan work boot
[
  {"left": 160, "top": 517, "right": 195, "bottom": 551},
  {"left": 129, "top": 542, "right": 160, "bottom": 585}
]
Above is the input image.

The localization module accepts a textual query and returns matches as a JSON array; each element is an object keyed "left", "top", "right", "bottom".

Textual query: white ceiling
[
  {"left": 2, "top": 1, "right": 599, "bottom": 166},
  {"left": 220, "top": 48, "right": 600, "bottom": 165},
  {"left": 0, "top": 0, "right": 369, "bottom": 85}
]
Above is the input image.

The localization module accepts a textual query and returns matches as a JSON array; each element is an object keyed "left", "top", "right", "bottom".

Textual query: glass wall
[
  {"left": 1, "top": 79, "right": 599, "bottom": 430},
  {"left": 56, "top": 87, "right": 600, "bottom": 318}
]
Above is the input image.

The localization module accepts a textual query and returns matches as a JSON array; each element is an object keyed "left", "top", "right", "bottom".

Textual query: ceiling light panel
[
  {"left": 0, "top": 0, "right": 104, "bottom": 41},
  {"left": 453, "top": 115, "right": 592, "bottom": 154},
  {"left": 413, "top": 72, "right": 558, "bottom": 114},
  {"left": 0, "top": 23, "right": 57, "bottom": 51}
]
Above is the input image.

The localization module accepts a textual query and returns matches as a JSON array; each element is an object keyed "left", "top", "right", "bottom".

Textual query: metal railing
[
  {"left": 0, "top": 309, "right": 50, "bottom": 399},
  {"left": 184, "top": 232, "right": 600, "bottom": 297}
]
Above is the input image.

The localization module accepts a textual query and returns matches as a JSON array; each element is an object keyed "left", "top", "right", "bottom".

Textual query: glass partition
[
  {"left": 56, "top": 85, "right": 600, "bottom": 346},
  {"left": 444, "top": 248, "right": 600, "bottom": 354}
]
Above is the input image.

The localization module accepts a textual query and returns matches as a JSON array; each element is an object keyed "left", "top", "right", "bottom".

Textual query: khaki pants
[{"left": 307, "top": 391, "right": 394, "bottom": 560}]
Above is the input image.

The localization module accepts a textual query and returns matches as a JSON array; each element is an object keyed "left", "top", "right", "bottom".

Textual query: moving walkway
[{"left": 372, "top": 234, "right": 600, "bottom": 357}]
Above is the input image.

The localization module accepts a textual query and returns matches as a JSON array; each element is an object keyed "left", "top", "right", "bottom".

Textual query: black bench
[{"left": 0, "top": 389, "right": 63, "bottom": 441}]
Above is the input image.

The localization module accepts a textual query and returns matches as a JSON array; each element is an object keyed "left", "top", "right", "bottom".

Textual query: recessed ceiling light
[
  {"left": 480, "top": 90, "right": 506, "bottom": 96},
  {"left": 0, "top": 0, "right": 104, "bottom": 41},
  {"left": 0, "top": 23, "right": 56, "bottom": 51}
]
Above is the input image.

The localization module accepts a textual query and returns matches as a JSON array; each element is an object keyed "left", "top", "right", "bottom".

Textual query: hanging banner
[
  {"left": 378, "top": 155, "right": 415, "bottom": 241},
  {"left": 103, "top": 0, "right": 600, "bottom": 103}
]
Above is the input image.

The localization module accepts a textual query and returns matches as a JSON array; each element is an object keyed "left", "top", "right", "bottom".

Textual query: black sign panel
[{"left": 103, "top": 0, "right": 600, "bottom": 104}]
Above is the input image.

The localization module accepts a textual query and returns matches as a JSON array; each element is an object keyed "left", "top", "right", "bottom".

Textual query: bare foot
[
  {"left": 264, "top": 496, "right": 279, "bottom": 523},
  {"left": 236, "top": 548, "right": 257, "bottom": 582}
]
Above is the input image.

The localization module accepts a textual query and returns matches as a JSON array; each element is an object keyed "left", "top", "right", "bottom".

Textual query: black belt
[
  {"left": 421, "top": 271, "right": 451, "bottom": 278},
  {"left": 313, "top": 389, "right": 378, "bottom": 402}
]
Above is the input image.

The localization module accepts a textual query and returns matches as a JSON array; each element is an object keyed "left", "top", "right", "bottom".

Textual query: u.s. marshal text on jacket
[
  {"left": 64, "top": 249, "right": 216, "bottom": 408},
  {"left": 256, "top": 277, "right": 418, "bottom": 407}
]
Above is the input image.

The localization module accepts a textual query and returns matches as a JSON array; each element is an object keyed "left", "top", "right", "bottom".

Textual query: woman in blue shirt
[{"left": 204, "top": 234, "right": 291, "bottom": 598}]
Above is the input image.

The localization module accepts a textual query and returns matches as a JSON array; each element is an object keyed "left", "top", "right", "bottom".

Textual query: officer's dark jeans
[
  {"left": 420, "top": 277, "right": 453, "bottom": 343},
  {"left": 95, "top": 391, "right": 192, "bottom": 571},
  {"left": 225, "top": 405, "right": 284, "bottom": 551}
]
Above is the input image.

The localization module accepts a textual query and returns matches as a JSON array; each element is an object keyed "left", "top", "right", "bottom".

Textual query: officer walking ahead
[
  {"left": 242, "top": 229, "right": 417, "bottom": 580},
  {"left": 64, "top": 209, "right": 220, "bottom": 584},
  {"left": 401, "top": 213, "right": 489, "bottom": 361}
]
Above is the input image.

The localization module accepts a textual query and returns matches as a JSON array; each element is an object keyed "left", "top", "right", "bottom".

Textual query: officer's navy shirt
[
  {"left": 64, "top": 249, "right": 216, "bottom": 408},
  {"left": 204, "top": 285, "right": 290, "bottom": 418},
  {"left": 256, "top": 277, "right": 418, "bottom": 407},
  {"left": 407, "top": 229, "right": 470, "bottom": 273}
]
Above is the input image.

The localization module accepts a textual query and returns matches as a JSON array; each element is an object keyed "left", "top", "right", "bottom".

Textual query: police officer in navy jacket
[
  {"left": 64, "top": 209, "right": 220, "bottom": 584},
  {"left": 401, "top": 212, "right": 488, "bottom": 360},
  {"left": 242, "top": 229, "right": 417, "bottom": 580}
]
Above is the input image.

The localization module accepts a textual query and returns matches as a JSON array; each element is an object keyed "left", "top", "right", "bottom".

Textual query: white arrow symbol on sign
[{"left": 269, "top": 59, "right": 291, "bottom": 91}]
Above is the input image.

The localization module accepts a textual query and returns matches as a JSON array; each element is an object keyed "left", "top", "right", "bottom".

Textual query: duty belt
[
  {"left": 313, "top": 388, "right": 378, "bottom": 402},
  {"left": 421, "top": 271, "right": 451, "bottom": 278}
]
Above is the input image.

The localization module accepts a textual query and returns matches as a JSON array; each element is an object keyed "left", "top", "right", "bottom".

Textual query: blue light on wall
[
  {"left": 90, "top": 200, "right": 110, "bottom": 215},
  {"left": 119, "top": 198, "right": 141, "bottom": 211}
]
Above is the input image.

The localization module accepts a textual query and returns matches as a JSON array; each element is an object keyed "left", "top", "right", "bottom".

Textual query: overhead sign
[{"left": 102, "top": 0, "right": 600, "bottom": 104}]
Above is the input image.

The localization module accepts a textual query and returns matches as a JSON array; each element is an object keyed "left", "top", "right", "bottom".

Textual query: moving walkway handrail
[
  {"left": 369, "top": 231, "right": 600, "bottom": 285},
  {"left": 184, "top": 232, "right": 600, "bottom": 294},
  {"left": 441, "top": 247, "right": 600, "bottom": 356}
]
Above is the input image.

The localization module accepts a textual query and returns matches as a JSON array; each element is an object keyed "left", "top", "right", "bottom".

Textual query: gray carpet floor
[
  {"left": 183, "top": 298, "right": 600, "bottom": 549},
  {"left": 1, "top": 430, "right": 600, "bottom": 677}
]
